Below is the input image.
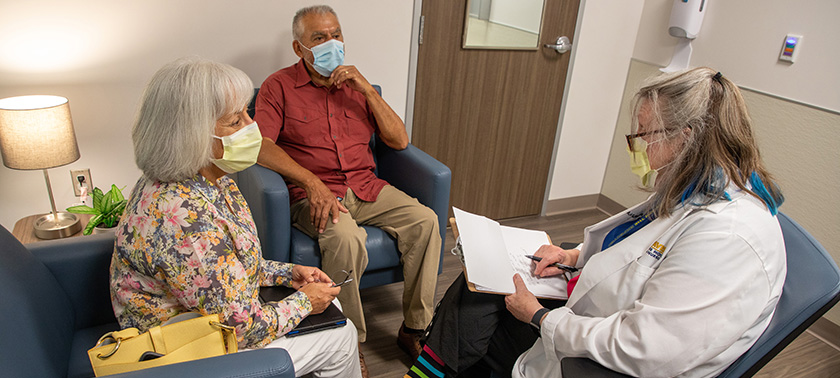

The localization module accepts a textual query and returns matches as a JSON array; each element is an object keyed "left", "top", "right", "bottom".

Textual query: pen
[{"left": 524, "top": 255, "right": 578, "bottom": 272}]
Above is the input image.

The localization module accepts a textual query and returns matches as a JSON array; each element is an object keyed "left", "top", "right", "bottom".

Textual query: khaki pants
[{"left": 290, "top": 185, "right": 441, "bottom": 342}]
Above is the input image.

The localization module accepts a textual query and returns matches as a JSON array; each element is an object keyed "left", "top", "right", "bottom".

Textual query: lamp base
[{"left": 33, "top": 212, "right": 82, "bottom": 240}]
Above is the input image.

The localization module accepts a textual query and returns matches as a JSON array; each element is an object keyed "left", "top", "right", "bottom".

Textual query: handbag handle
[
  {"left": 93, "top": 332, "right": 122, "bottom": 359},
  {"left": 93, "top": 315, "right": 237, "bottom": 361},
  {"left": 210, "top": 321, "right": 238, "bottom": 353}
]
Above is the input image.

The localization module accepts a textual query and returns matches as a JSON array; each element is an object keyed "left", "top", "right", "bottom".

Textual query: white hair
[
  {"left": 132, "top": 57, "right": 253, "bottom": 182},
  {"left": 292, "top": 5, "right": 339, "bottom": 40}
]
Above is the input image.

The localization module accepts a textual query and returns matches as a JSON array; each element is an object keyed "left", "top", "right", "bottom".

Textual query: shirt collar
[
  {"left": 189, "top": 174, "right": 231, "bottom": 204},
  {"left": 293, "top": 59, "right": 317, "bottom": 88}
]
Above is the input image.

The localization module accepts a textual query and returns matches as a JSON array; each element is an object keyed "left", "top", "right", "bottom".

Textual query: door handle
[{"left": 543, "top": 36, "right": 572, "bottom": 54}]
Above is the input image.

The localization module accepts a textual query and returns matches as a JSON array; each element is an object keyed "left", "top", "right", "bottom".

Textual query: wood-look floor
[{"left": 358, "top": 209, "right": 840, "bottom": 377}]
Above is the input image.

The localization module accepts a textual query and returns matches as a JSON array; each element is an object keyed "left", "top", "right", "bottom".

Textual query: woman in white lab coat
[
  {"left": 405, "top": 67, "right": 786, "bottom": 378},
  {"left": 505, "top": 68, "right": 786, "bottom": 377}
]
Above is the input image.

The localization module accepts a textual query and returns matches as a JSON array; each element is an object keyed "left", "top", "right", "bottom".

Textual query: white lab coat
[{"left": 512, "top": 188, "right": 786, "bottom": 378}]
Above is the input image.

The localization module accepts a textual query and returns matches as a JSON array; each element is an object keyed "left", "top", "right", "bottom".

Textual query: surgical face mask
[
  {"left": 626, "top": 138, "right": 659, "bottom": 188},
  {"left": 212, "top": 122, "right": 261, "bottom": 174},
  {"left": 299, "top": 39, "right": 345, "bottom": 77}
]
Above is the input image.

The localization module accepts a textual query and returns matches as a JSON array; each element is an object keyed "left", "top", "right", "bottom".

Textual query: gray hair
[
  {"left": 631, "top": 66, "right": 782, "bottom": 217},
  {"left": 132, "top": 57, "right": 253, "bottom": 182},
  {"left": 292, "top": 5, "right": 339, "bottom": 40}
]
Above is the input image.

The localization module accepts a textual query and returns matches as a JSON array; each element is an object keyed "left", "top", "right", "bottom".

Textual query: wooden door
[{"left": 412, "top": 0, "right": 579, "bottom": 220}]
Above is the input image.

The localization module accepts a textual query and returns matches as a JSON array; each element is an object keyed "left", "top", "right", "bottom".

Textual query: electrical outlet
[{"left": 70, "top": 169, "right": 93, "bottom": 197}]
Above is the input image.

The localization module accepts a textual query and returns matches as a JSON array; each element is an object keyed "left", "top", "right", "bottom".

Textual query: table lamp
[{"left": 0, "top": 95, "right": 82, "bottom": 239}]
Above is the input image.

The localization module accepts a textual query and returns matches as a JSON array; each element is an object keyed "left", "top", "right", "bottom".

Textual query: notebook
[{"left": 259, "top": 286, "right": 347, "bottom": 337}]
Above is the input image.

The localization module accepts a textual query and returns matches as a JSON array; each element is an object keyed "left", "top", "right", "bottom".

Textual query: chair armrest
[
  {"left": 27, "top": 233, "right": 118, "bottom": 329},
  {"left": 235, "top": 165, "right": 292, "bottom": 262},
  {"left": 376, "top": 141, "right": 451, "bottom": 252},
  {"left": 560, "top": 358, "right": 632, "bottom": 378},
  {"left": 105, "top": 348, "right": 294, "bottom": 378}
]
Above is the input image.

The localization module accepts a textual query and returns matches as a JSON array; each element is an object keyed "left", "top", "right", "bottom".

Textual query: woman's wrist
[
  {"left": 568, "top": 249, "right": 581, "bottom": 266},
  {"left": 530, "top": 307, "right": 551, "bottom": 330}
]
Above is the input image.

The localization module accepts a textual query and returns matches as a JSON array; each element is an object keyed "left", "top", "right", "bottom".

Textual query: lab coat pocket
[{"left": 611, "top": 260, "right": 656, "bottom": 312}]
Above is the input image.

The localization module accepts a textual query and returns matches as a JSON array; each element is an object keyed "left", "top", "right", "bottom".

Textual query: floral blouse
[{"left": 110, "top": 174, "right": 311, "bottom": 349}]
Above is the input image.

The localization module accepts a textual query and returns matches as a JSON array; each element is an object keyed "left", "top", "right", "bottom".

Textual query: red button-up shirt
[{"left": 255, "top": 60, "right": 388, "bottom": 203}]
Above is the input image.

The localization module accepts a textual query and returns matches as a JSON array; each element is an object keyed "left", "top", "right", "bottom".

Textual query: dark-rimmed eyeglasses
[
  {"left": 625, "top": 129, "right": 672, "bottom": 151},
  {"left": 332, "top": 269, "right": 354, "bottom": 287}
]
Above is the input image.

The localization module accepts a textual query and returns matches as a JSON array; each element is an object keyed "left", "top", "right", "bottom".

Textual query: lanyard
[{"left": 601, "top": 212, "right": 655, "bottom": 251}]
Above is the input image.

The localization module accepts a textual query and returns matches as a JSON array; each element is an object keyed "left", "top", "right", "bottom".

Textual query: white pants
[{"left": 257, "top": 300, "right": 361, "bottom": 378}]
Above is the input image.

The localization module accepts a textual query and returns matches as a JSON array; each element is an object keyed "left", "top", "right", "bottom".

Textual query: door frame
[{"left": 404, "top": 0, "right": 586, "bottom": 217}]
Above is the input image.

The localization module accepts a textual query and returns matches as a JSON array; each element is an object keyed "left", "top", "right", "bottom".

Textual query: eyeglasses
[
  {"left": 332, "top": 269, "right": 354, "bottom": 287},
  {"left": 625, "top": 129, "right": 673, "bottom": 151}
]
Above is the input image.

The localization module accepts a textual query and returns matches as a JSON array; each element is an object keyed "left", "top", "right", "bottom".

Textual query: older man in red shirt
[{"left": 254, "top": 5, "right": 441, "bottom": 363}]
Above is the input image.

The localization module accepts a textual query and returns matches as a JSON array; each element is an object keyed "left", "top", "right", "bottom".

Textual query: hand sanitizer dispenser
[
  {"left": 669, "top": 0, "right": 707, "bottom": 39},
  {"left": 662, "top": 0, "right": 708, "bottom": 72}
]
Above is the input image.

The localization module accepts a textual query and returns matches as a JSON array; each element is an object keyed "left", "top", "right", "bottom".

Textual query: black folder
[{"left": 259, "top": 286, "right": 347, "bottom": 337}]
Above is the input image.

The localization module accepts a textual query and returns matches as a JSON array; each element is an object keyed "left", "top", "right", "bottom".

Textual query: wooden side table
[{"left": 12, "top": 213, "right": 93, "bottom": 244}]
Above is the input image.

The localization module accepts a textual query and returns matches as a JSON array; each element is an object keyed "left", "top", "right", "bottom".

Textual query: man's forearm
[
  {"left": 257, "top": 138, "right": 321, "bottom": 190},
  {"left": 364, "top": 89, "right": 408, "bottom": 150}
]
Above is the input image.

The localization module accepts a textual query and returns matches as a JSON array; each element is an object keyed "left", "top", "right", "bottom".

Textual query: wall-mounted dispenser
[{"left": 662, "top": 0, "right": 708, "bottom": 72}]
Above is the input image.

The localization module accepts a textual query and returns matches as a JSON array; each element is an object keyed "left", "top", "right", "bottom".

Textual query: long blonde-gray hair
[{"left": 631, "top": 67, "right": 783, "bottom": 217}]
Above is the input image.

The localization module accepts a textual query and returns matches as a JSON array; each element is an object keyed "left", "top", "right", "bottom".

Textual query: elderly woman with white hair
[
  {"left": 110, "top": 57, "right": 362, "bottom": 378},
  {"left": 406, "top": 67, "right": 786, "bottom": 378}
]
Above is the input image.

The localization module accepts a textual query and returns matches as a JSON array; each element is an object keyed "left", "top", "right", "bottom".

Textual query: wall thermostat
[{"left": 779, "top": 34, "right": 802, "bottom": 63}]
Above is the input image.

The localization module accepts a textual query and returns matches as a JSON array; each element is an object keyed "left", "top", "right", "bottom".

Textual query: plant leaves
[
  {"left": 92, "top": 187, "right": 105, "bottom": 210},
  {"left": 112, "top": 184, "right": 125, "bottom": 202},
  {"left": 101, "top": 201, "right": 127, "bottom": 227},
  {"left": 66, "top": 205, "right": 100, "bottom": 215},
  {"left": 82, "top": 185, "right": 127, "bottom": 229},
  {"left": 84, "top": 214, "right": 104, "bottom": 235}
]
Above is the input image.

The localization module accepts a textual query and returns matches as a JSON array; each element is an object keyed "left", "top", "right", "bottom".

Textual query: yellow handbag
[{"left": 88, "top": 313, "right": 238, "bottom": 376}]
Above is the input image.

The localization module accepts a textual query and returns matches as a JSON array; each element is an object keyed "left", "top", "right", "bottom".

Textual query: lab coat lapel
[{"left": 567, "top": 203, "right": 697, "bottom": 312}]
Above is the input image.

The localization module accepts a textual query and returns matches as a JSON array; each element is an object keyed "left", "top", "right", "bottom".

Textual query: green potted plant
[{"left": 67, "top": 184, "right": 127, "bottom": 235}]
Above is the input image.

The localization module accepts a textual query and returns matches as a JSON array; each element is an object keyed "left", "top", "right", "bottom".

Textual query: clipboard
[{"left": 449, "top": 214, "right": 567, "bottom": 300}]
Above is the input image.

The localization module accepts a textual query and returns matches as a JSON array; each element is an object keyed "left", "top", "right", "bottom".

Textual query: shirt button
[
  {"left": 332, "top": 135, "right": 337, "bottom": 139},
  {"left": 330, "top": 113, "right": 333, "bottom": 117}
]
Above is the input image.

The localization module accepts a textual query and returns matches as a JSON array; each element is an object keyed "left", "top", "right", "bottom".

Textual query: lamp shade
[{"left": 0, "top": 95, "right": 80, "bottom": 170}]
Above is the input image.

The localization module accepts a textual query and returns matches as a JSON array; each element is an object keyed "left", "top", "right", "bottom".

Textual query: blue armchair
[
  {"left": 235, "top": 138, "right": 451, "bottom": 288},
  {"left": 237, "top": 86, "right": 451, "bottom": 288},
  {"left": 0, "top": 227, "right": 294, "bottom": 378}
]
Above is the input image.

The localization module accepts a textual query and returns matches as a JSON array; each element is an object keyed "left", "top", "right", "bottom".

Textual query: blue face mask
[{"left": 299, "top": 39, "right": 345, "bottom": 77}]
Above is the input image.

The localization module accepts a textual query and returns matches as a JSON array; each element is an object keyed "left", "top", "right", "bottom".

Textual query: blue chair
[
  {"left": 238, "top": 86, "right": 451, "bottom": 289},
  {"left": 559, "top": 212, "right": 840, "bottom": 377},
  {"left": 0, "top": 227, "right": 294, "bottom": 378}
]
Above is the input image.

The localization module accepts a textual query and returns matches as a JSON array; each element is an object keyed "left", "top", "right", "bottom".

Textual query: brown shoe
[
  {"left": 397, "top": 323, "right": 423, "bottom": 361},
  {"left": 359, "top": 344, "right": 370, "bottom": 378}
]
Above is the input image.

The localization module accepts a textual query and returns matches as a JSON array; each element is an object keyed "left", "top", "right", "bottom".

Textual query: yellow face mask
[
  {"left": 212, "top": 122, "right": 262, "bottom": 174},
  {"left": 626, "top": 138, "right": 658, "bottom": 188}
]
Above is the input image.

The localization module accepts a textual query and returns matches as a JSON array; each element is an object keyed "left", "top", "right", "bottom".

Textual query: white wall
[
  {"left": 0, "top": 0, "right": 414, "bottom": 232},
  {"left": 635, "top": 0, "right": 840, "bottom": 113},
  {"left": 546, "top": 0, "right": 645, "bottom": 200}
]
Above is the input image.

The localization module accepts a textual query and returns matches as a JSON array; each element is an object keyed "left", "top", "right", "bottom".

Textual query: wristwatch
[{"left": 530, "top": 307, "right": 551, "bottom": 330}]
